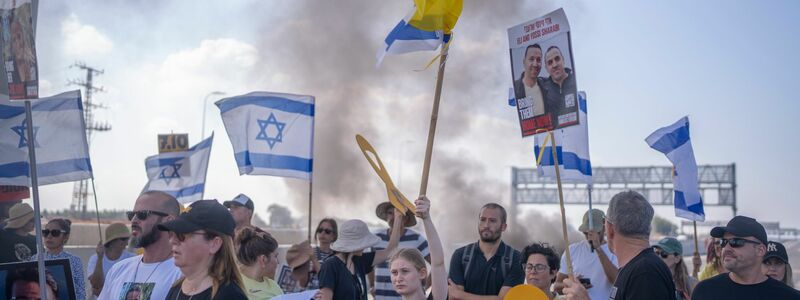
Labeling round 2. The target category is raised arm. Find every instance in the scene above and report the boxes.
[88,242,105,296]
[416,196,447,300]
[373,207,404,266]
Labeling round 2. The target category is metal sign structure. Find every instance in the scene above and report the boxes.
[511,164,737,214]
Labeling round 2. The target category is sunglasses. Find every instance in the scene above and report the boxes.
[42,229,68,237]
[652,248,674,259]
[174,231,208,242]
[718,238,761,249]
[126,210,168,221]
[316,228,334,235]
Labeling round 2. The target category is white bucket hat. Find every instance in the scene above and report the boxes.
[330,219,381,253]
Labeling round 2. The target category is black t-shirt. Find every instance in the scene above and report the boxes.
[610,247,675,300]
[447,241,525,296]
[165,281,248,300]
[692,273,800,300]
[318,252,376,300]
[0,229,36,263]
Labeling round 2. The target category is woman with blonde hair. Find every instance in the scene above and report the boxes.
[158,200,247,299]
[698,237,725,280]
[235,226,284,299]
[653,237,697,300]
[388,196,447,300]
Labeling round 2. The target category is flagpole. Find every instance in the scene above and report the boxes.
[24,100,49,300]
[418,44,448,197]
[549,131,574,278]
[308,180,313,241]
[587,184,594,252]
[692,220,700,278]
[91,177,103,243]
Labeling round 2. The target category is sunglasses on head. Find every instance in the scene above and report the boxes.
[718,238,761,248]
[42,229,67,237]
[316,228,334,235]
[126,210,168,221]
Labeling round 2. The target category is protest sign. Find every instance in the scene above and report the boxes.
[0,0,38,100]
[0,185,28,202]
[0,259,76,300]
[508,8,578,136]
[157,133,189,153]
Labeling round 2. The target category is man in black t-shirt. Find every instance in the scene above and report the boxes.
[448,203,524,299]
[692,216,800,299]
[563,191,675,300]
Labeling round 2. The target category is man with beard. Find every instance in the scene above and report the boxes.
[691,216,800,299]
[98,191,183,300]
[447,203,524,299]
[541,46,577,123]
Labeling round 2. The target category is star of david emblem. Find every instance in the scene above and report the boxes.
[11,119,40,148]
[158,163,182,185]
[255,112,286,150]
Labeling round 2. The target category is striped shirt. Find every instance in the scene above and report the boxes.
[372,228,429,300]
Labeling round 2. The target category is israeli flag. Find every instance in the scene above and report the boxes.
[142,134,213,204]
[533,91,592,184]
[216,92,314,181]
[646,117,705,221]
[376,8,449,67]
[0,90,93,186]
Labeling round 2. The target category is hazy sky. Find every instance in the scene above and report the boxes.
[24,0,800,238]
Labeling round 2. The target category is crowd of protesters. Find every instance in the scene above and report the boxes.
[0,189,799,299]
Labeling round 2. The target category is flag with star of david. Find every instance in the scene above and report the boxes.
[0,90,93,186]
[142,134,213,203]
[216,91,314,181]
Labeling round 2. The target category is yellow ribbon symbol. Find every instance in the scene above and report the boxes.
[356,134,416,215]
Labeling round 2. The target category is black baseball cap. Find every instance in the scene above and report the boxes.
[764,241,788,264]
[157,200,235,237]
[223,193,254,211]
[710,215,768,245]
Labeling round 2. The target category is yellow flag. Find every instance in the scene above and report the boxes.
[409,0,463,34]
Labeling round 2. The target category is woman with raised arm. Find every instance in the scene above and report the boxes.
[388,195,447,300]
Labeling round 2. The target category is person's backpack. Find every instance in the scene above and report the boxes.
[461,242,515,280]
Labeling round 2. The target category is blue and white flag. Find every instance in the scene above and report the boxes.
[646,117,705,221]
[376,8,450,67]
[142,134,213,204]
[0,90,92,186]
[533,91,592,184]
[216,92,314,181]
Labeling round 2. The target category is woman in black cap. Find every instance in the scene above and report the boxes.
[763,241,794,288]
[159,200,247,300]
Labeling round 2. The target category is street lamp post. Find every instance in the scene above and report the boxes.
[201,91,226,138]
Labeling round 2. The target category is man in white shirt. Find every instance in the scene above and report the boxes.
[554,208,618,300]
[98,191,183,300]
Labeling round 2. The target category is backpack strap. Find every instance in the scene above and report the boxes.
[461,242,477,281]
[500,243,514,278]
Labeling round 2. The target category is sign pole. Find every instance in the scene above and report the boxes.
[91,178,103,243]
[549,131,573,278]
[24,100,49,300]
[418,45,449,197]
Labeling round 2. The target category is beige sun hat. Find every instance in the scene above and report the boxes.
[330,219,381,253]
[104,223,131,245]
[5,203,34,229]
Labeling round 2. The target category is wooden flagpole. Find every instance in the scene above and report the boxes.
[418,45,448,197]
[549,131,574,278]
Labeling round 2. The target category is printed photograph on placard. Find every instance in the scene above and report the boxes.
[0,259,77,300]
[0,0,38,100]
[508,8,578,136]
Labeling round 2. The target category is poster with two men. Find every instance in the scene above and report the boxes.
[508,8,578,136]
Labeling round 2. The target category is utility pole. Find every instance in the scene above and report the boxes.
[68,62,110,219]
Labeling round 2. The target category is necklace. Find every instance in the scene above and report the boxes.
[178,276,209,300]
[133,258,165,283]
